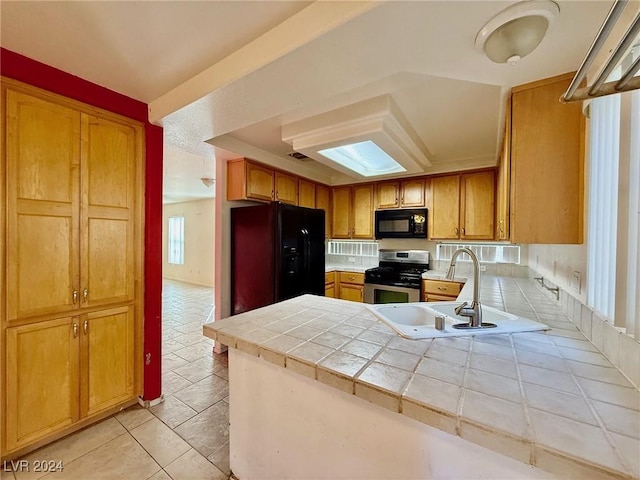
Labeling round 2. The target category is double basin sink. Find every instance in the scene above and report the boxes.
[367,301,548,339]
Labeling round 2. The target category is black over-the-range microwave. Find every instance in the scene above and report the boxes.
[374,208,428,239]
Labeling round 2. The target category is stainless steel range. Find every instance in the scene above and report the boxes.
[364,249,430,304]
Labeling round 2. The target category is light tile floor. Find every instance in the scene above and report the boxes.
[5,279,229,480]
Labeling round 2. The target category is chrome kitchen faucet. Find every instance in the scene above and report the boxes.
[445,248,496,330]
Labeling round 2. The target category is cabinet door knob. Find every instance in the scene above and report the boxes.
[83,320,88,335]
[462,228,466,236]
[73,323,78,338]
[454,227,459,236]
[83,288,88,303]
[72,290,78,304]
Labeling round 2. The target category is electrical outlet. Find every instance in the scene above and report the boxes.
[573,271,582,294]
[347,257,356,264]
[552,260,557,276]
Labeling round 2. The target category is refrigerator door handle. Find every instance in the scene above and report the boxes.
[300,229,311,291]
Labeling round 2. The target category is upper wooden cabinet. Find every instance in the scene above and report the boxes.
[226,159,298,204]
[429,171,495,240]
[6,87,140,322]
[496,96,511,241]
[352,184,374,238]
[315,184,332,238]
[298,178,316,208]
[274,171,298,205]
[376,182,400,209]
[332,184,374,239]
[510,73,584,244]
[227,158,274,202]
[332,186,351,238]
[375,178,425,209]
[400,178,426,207]
[460,171,495,240]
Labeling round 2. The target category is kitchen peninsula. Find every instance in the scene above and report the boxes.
[203,276,639,479]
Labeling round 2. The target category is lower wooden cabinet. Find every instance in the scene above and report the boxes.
[4,306,137,455]
[421,279,464,302]
[83,307,136,417]
[6,317,80,453]
[325,272,336,298]
[338,272,365,303]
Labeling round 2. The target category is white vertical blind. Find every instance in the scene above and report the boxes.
[587,94,621,319]
[627,90,640,339]
[168,216,185,265]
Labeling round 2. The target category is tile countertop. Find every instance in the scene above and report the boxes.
[422,271,469,284]
[325,264,369,273]
[203,276,640,479]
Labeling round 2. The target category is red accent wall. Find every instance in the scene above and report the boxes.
[1,48,163,401]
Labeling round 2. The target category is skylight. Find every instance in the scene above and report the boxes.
[318,141,406,177]
[281,95,430,179]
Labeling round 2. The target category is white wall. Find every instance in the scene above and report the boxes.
[527,244,588,303]
[163,199,215,286]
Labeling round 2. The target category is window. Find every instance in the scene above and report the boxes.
[436,244,521,264]
[168,216,184,265]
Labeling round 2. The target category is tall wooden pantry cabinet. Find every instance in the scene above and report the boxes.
[1,78,144,458]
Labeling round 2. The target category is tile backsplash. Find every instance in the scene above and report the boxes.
[531,267,640,388]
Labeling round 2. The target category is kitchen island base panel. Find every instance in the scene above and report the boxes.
[228,348,555,480]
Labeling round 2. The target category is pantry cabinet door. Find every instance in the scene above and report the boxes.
[80,114,139,308]
[6,318,80,453]
[6,89,81,321]
[81,306,136,417]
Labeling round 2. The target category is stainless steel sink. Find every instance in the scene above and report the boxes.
[367,302,548,339]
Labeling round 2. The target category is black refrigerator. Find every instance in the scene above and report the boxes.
[231,202,325,315]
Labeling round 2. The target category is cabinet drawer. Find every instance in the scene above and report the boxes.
[422,280,463,296]
[424,293,458,302]
[325,272,335,284]
[339,272,364,285]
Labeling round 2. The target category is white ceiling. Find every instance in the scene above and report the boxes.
[0,1,615,196]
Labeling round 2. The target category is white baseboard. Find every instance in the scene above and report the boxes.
[138,395,164,409]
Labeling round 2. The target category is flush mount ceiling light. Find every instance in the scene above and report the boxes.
[282,95,430,179]
[200,177,215,188]
[475,0,559,66]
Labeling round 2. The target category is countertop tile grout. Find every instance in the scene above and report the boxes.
[203,275,639,479]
